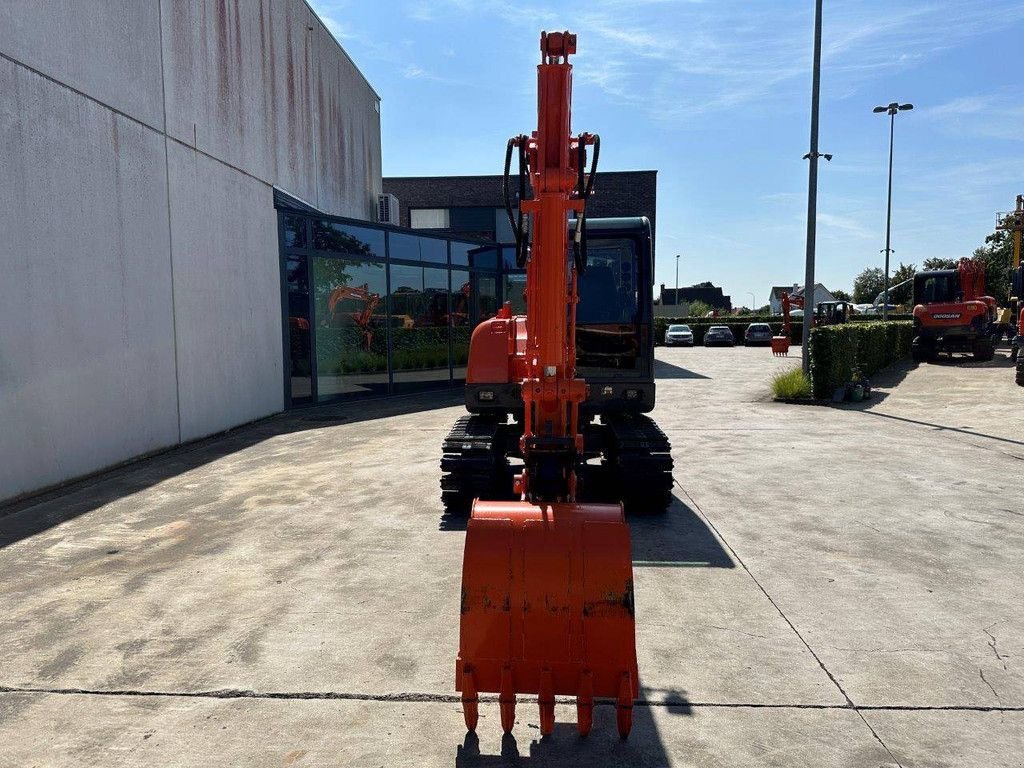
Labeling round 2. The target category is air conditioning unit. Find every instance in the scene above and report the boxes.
[377,193,400,224]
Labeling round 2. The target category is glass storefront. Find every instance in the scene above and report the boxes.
[390,263,452,392]
[278,210,501,406]
[312,257,389,401]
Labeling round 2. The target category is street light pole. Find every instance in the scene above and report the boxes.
[873,101,913,321]
[747,291,756,312]
[801,0,830,378]
[675,254,680,308]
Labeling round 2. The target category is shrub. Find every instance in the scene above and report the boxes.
[808,321,913,399]
[771,367,813,400]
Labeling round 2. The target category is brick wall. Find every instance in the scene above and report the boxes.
[383,170,657,254]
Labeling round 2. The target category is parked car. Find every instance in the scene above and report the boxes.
[744,322,773,346]
[664,323,694,346]
[704,325,735,347]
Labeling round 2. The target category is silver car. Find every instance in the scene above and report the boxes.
[664,323,694,346]
[744,322,773,346]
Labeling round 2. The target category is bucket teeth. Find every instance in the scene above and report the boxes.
[538,669,555,736]
[576,670,594,736]
[461,666,479,733]
[616,671,634,739]
[499,666,516,734]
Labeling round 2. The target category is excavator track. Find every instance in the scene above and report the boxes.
[604,414,674,515]
[440,415,515,517]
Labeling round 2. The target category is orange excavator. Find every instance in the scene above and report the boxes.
[326,284,380,351]
[771,292,850,355]
[450,31,652,739]
[911,257,997,362]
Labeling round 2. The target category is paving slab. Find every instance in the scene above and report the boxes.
[0,364,836,708]
[1,344,1021,765]
[864,709,1024,768]
[0,692,896,768]
[654,348,1024,709]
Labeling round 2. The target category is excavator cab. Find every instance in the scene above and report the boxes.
[913,270,959,305]
[815,301,851,326]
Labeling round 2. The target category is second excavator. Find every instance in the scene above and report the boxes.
[443,31,674,739]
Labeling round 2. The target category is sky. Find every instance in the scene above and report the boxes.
[309,0,1024,308]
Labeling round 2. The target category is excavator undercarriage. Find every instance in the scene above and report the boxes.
[442,412,674,519]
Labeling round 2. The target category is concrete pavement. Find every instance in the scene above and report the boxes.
[1,346,1021,766]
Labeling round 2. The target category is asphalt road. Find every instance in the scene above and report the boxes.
[0,346,1021,767]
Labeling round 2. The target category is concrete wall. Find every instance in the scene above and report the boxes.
[0,1,381,502]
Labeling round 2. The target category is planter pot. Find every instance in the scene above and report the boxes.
[832,386,847,403]
[851,384,864,402]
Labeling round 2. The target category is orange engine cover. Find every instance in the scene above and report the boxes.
[456,501,638,701]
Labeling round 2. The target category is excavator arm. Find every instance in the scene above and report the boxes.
[456,31,640,739]
[771,292,803,356]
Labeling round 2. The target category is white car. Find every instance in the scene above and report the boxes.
[664,324,694,346]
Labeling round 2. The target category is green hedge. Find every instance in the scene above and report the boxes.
[807,321,913,399]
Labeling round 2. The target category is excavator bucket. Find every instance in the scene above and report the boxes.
[456,500,639,737]
[771,336,790,356]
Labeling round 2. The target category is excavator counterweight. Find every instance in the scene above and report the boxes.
[452,31,645,738]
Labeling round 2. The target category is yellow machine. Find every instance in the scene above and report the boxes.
[999,195,1024,272]
[995,197,1022,325]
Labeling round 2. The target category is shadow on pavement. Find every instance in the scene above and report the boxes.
[830,359,914,410]
[653,359,710,380]
[851,411,1024,448]
[454,690,690,766]
[0,390,463,548]
[631,497,734,568]
[443,497,733,570]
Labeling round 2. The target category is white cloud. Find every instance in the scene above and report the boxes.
[383,0,1024,126]
[818,212,874,240]
[919,94,1024,140]
[318,13,352,43]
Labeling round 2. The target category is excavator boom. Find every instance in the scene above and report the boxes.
[456,31,639,738]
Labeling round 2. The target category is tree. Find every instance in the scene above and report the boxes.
[687,300,712,317]
[975,229,1012,302]
[852,267,885,304]
[919,227,1013,302]
[831,289,851,301]
[923,257,957,271]
[889,263,917,305]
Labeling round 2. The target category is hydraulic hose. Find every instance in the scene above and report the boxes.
[503,136,530,269]
[573,134,600,275]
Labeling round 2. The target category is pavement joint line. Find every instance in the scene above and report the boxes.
[855,411,1024,449]
[676,483,906,768]
[2,686,1022,713]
